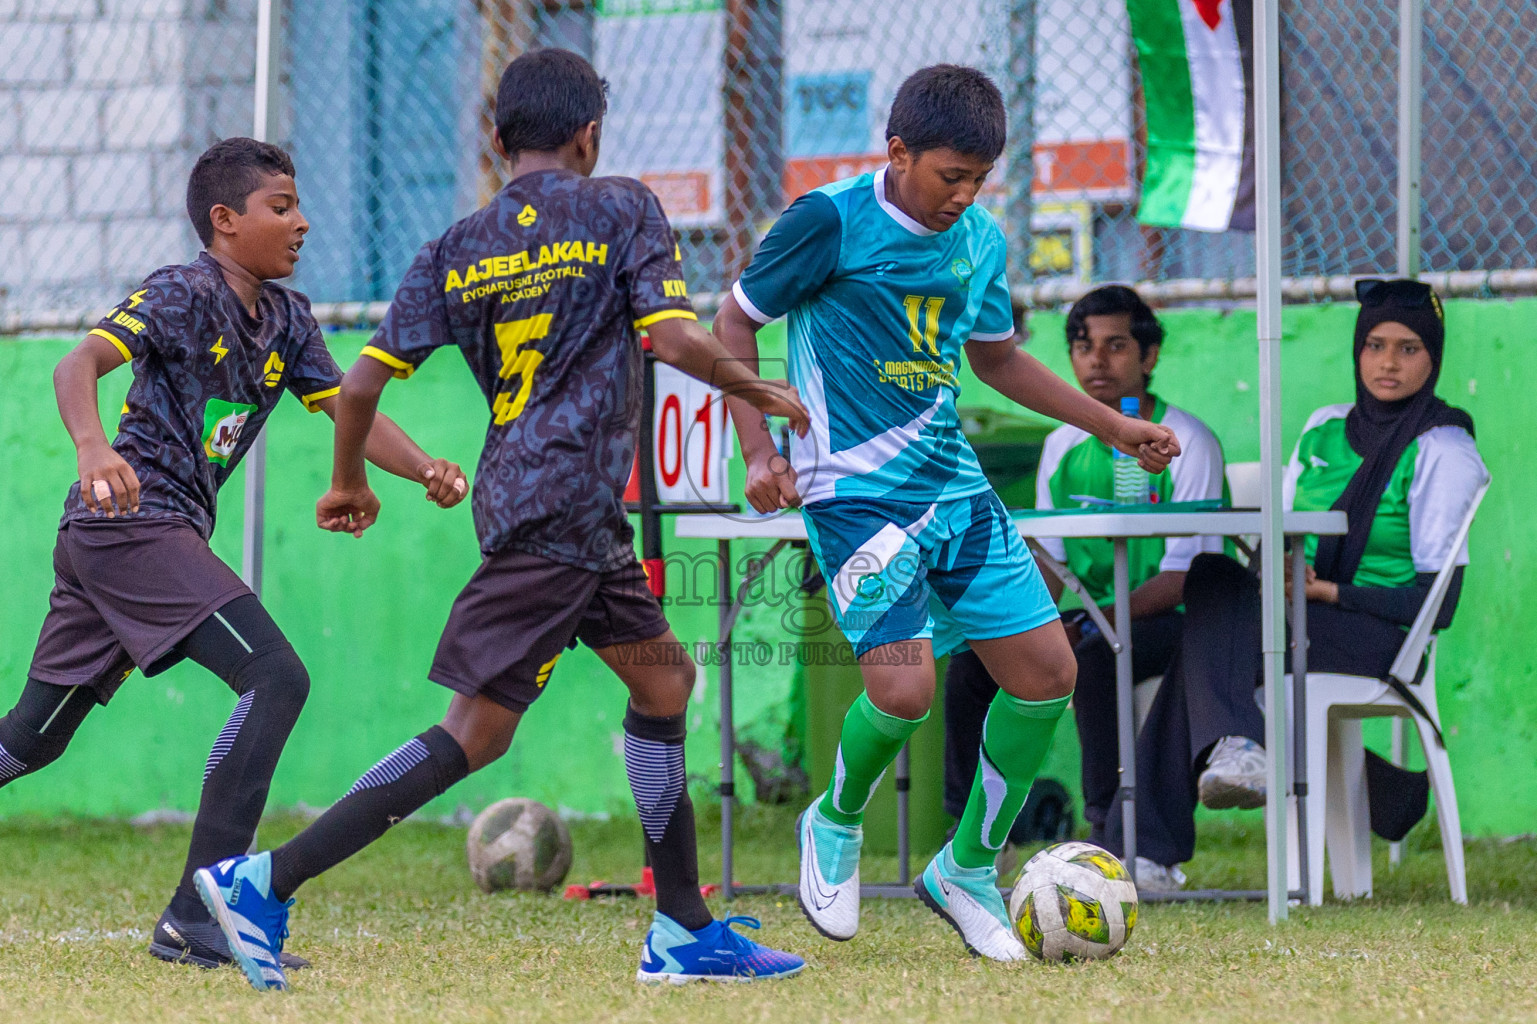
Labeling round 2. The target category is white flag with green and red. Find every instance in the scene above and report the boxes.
[1128,0,1256,232]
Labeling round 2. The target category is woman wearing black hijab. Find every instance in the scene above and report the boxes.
[1105,279,1489,892]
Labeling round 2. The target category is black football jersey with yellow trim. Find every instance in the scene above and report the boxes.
[62,252,342,538]
[362,169,695,570]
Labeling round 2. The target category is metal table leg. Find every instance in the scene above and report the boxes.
[1113,538,1136,881]
[717,538,734,900]
[714,539,791,900]
[1290,538,1311,905]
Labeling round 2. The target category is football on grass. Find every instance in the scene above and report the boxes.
[466,797,573,893]
[1008,841,1138,961]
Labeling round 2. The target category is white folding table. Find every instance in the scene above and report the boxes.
[674,507,1346,903]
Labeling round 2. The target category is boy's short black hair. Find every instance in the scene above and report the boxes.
[885,64,1006,161]
[1065,284,1165,355]
[496,48,609,155]
[185,137,295,246]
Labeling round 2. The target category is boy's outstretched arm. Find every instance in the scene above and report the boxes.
[647,314,809,433]
[710,293,803,514]
[54,333,138,517]
[314,355,467,538]
[647,311,811,505]
[965,339,1180,474]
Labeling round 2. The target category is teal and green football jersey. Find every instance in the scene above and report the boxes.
[733,168,1015,505]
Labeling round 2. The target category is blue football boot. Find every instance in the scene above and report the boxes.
[636,913,806,984]
[193,851,293,991]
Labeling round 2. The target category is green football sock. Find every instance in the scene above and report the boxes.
[817,692,927,827]
[951,691,1070,869]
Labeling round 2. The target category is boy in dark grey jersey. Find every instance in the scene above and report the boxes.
[199,50,809,991]
[0,138,466,974]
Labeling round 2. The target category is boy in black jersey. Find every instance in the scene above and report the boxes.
[0,138,466,974]
[199,50,809,990]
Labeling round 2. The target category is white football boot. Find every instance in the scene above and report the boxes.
[796,801,862,941]
[915,845,1028,962]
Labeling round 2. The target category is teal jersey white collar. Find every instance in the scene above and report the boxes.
[734,167,1017,505]
[870,164,938,237]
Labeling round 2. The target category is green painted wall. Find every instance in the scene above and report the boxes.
[1,297,1530,834]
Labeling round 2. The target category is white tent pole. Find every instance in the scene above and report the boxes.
[1397,0,1422,278]
[1387,0,1424,878]
[242,0,281,594]
[1254,0,1288,924]
[253,0,278,145]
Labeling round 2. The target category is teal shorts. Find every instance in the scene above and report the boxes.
[801,491,1059,658]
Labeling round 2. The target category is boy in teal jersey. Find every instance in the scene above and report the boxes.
[715,66,1180,960]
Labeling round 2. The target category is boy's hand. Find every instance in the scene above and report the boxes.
[317,485,381,538]
[735,379,811,437]
[744,450,801,514]
[1111,419,1180,474]
[419,458,468,508]
[78,440,140,517]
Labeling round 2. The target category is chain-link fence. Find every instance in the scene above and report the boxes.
[277,0,1032,310]
[1,1,258,329]
[3,0,1534,330]
[1279,1,1536,279]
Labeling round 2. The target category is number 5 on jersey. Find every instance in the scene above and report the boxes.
[493,314,551,424]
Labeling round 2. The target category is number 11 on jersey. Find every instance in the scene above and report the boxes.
[904,294,944,357]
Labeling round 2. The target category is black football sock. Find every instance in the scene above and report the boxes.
[623,705,711,931]
[168,598,311,921]
[269,725,469,901]
[0,678,96,788]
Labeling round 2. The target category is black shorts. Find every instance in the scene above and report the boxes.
[28,518,253,703]
[428,548,671,713]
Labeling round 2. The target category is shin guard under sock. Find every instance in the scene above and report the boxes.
[951,691,1070,869]
[624,706,710,930]
[269,725,469,901]
[818,692,926,827]
[169,642,311,921]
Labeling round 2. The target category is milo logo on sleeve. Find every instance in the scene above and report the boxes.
[201,398,260,465]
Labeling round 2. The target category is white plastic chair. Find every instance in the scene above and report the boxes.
[1225,460,1263,508]
[1284,479,1489,905]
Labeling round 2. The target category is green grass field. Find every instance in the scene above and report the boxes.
[2,805,1534,1024]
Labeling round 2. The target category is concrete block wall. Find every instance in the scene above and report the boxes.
[0,1,255,322]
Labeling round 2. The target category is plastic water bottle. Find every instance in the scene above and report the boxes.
[1112,396,1149,505]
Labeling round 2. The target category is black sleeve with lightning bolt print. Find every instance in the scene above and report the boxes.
[62,252,342,539]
